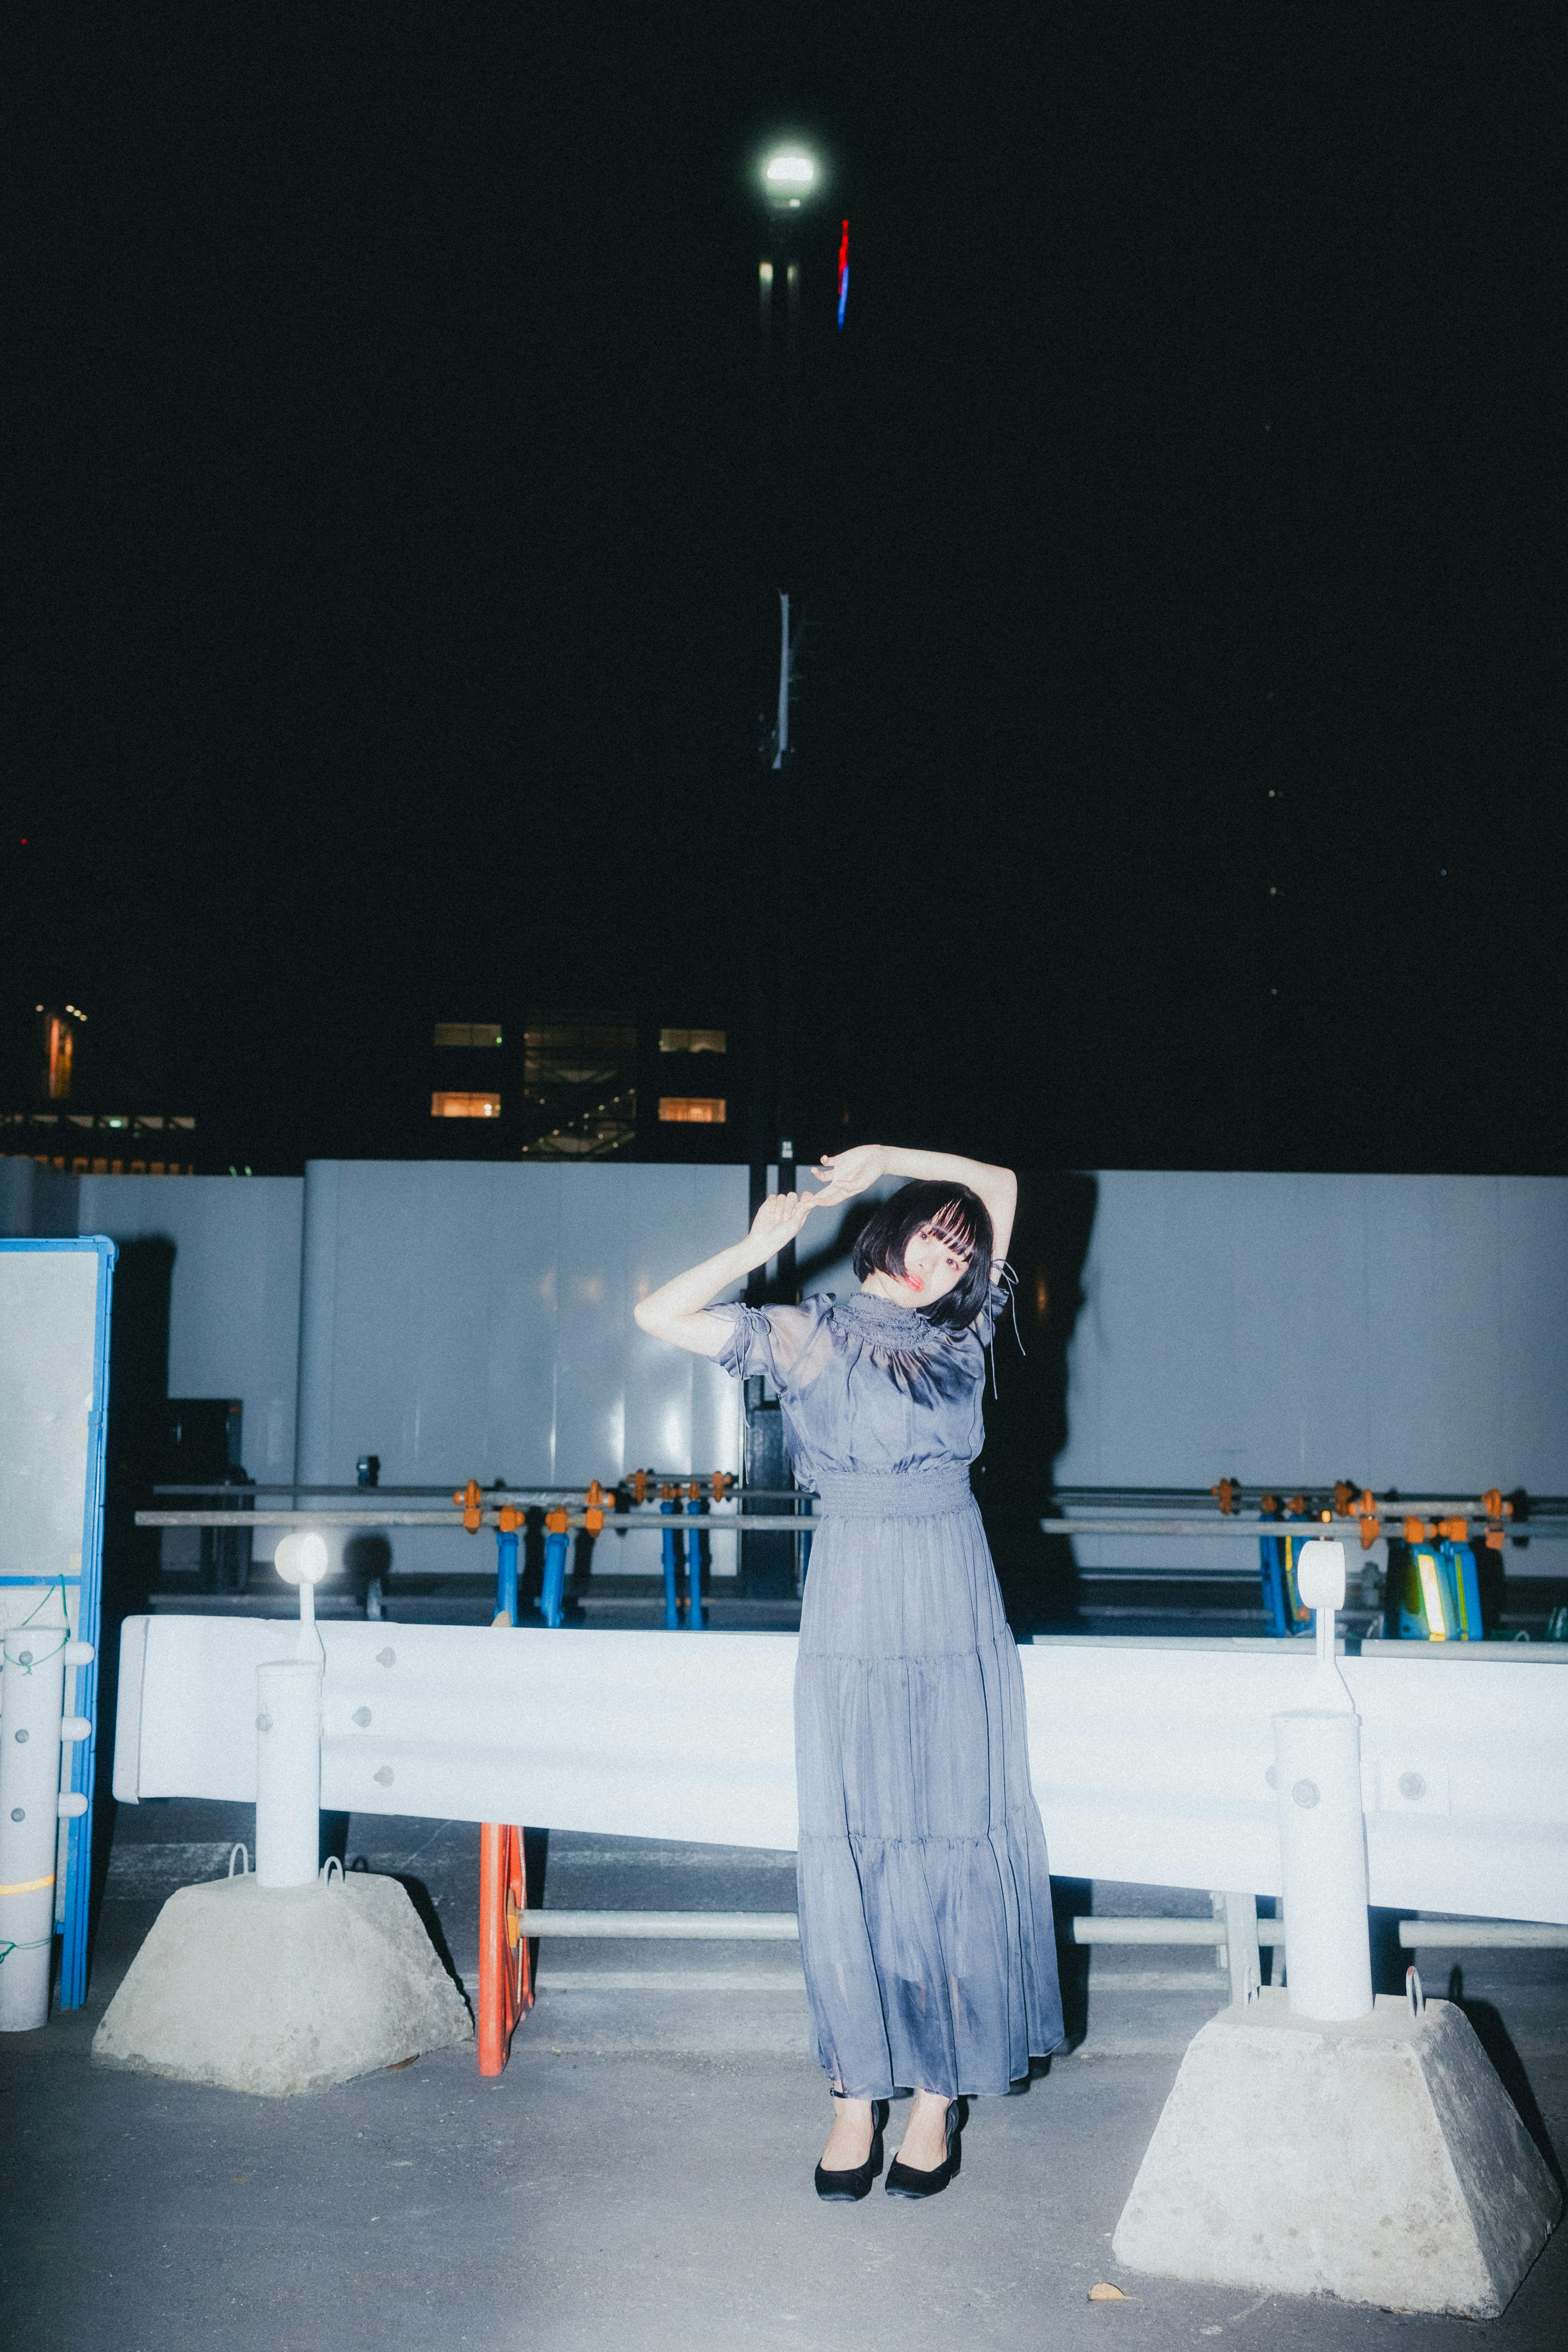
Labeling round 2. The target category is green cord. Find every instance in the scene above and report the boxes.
[0,1936,56,1963]
[6,1578,72,1670]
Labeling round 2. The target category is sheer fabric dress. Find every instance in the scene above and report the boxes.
[715,1287,1062,2100]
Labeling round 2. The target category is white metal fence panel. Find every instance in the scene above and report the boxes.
[114,1619,1567,1923]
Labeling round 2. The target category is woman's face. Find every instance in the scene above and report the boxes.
[875,1221,973,1307]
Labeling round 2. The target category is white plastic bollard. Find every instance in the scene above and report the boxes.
[254,1660,323,1889]
[255,1529,331,1889]
[1271,1540,1374,2022]
[0,1621,82,2032]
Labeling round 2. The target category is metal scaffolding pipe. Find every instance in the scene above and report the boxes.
[134,1508,1567,1539]
[137,1509,818,1532]
[1071,1918,1287,1946]
[1397,1922,1568,1948]
[518,1911,800,1939]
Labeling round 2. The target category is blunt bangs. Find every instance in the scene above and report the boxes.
[851,1180,995,1330]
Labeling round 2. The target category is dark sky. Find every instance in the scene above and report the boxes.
[5,6,1564,1173]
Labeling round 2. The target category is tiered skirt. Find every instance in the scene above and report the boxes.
[794,1466,1064,2098]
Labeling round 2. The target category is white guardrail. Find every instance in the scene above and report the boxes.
[112,1619,1568,1927]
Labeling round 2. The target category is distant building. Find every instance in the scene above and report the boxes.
[654,1024,729,1136]
[423,1008,737,1162]
[518,1011,638,1159]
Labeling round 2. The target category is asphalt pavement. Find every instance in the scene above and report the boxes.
[2,1794,1563,2352]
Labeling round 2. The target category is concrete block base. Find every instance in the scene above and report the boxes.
[93,1871,473,2097]
[1113,1989,1559,2319]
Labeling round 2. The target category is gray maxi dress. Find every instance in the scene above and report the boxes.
[715,1286,1063,2100]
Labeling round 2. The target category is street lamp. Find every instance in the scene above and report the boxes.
[748,143,821,1252]
[761,146,817,209]
[740,136,835,1600]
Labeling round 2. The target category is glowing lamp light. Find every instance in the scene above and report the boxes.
[762,147,817,208]
[764,149,815,188]
[275,1530,330,1586]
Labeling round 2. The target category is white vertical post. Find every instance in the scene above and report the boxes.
[0,1623,69,2030]
[256,1531,330,1890]
[1271,1540,1373,2021]
[254,1661,321,1889]
[1220,1892,1263,2004]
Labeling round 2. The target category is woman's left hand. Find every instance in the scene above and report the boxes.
[810,1143,888,1200]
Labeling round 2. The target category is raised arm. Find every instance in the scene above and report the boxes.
[811,1144,1017,1269]
[633,1188,840,1357]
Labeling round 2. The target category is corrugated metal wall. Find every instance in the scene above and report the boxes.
[1056,1172,1568,1572]
[6,1158,1564,1577]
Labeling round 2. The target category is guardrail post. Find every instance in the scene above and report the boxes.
[256,1530,328,1888]
[1270,1540,1373,2020]
[1218,1891,1262,2003]
[255,1661,322,1889]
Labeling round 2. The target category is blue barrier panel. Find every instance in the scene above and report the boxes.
[1395,1540,1483,1641]
[0,1237,115,2010]
[1258,1509,1312,1638]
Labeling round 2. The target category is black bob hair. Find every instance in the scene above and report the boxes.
[851,1180,995,1331]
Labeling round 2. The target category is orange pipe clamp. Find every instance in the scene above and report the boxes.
[453,1478,484,1532]
[477,1822,532,2076]
[712,1471,732,1501]
[497,1503,523,1535]
[1212,1478,1240,1517]
[544,1507,570,1535]
[1355,1491,1381,1551]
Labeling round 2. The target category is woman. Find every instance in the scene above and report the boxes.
[635,1143,1062,2200]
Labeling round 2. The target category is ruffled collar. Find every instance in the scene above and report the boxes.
[838,1290,936,1348]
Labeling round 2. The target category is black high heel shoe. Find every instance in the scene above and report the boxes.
[814,2099,890,2202]
[885,2098,963,2198]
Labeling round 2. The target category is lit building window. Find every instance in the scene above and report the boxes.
[434,1022,503,1048]
[432,1092,502,1119]
[659,1097,727,1124]
[659,1027,726,1055]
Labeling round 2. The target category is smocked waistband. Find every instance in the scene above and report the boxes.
[811,1467,976,1520]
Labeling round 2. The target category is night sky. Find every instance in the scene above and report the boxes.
[5,7,1564,1174]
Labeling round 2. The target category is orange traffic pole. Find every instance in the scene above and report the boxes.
[477,1821,532,2076]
